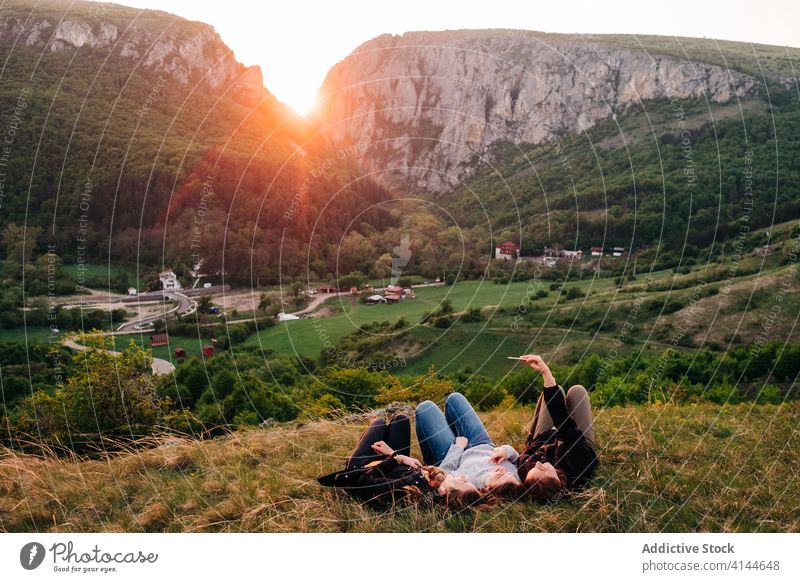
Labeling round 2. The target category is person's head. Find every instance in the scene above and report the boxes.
[483,465,522,500]
[437,472,482,508]
[521,461,566,502]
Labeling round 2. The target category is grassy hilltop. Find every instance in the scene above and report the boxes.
[1,402,797,533]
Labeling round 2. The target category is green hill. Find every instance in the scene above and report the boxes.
[1,402,797,532]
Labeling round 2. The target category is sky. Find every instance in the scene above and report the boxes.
[110,0,799,114]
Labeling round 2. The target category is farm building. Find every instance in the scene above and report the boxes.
[174,347,186,359]
[590,246,603,257]
[202,345,215,357]
[150,333,169,347]
[495,241,519,260]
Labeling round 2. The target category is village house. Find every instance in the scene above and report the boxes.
[159,270,181,290]
[149,333,169,347]
[495,241,519,260]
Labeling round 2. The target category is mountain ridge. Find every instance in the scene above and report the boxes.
[316,28,797,194]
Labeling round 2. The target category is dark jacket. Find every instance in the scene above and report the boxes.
[516,384,598,489]
[318,456,432,506]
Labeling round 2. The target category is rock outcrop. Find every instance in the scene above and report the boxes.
[316,30,757,193]
[0,6,271,107]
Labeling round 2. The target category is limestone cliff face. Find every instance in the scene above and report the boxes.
[317,30,756,193]
[0,8,270,107]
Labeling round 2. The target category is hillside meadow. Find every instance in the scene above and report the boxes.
[1,402,797,533]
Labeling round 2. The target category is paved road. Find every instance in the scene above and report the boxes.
[63,337,176,376]
[116,291,195,332]
[62,290,195,376]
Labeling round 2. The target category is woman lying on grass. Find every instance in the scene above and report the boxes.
[491,354,599,502]
[415,392,523,503]
[318,413,475,508]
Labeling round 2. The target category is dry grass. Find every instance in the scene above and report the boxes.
[0,402,798,532]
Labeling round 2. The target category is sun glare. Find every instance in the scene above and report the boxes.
[282,91,319,117]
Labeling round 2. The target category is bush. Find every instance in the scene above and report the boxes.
[10,338,167,454]
[463,376,508,411]
[433,315,454,328]
[460,307,484,322]
[565,286,585,300]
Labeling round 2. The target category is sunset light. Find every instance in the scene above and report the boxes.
[2,0,798,572]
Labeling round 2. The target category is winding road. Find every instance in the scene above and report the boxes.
[62,290,196,376]
[116,291,195,332]
[63,336,176,376]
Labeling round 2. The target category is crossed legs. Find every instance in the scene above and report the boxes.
[415,393,494,465]
[346,414,411,470]
[531,384,595,445]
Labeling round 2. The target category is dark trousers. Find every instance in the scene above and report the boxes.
[531,384,595,446]
[345,414,411,470]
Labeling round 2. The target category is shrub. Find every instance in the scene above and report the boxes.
[565,286,585,300]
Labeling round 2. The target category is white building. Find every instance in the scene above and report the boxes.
[159,270,182,290]
[127,287,137,296]
[495,241,520,261]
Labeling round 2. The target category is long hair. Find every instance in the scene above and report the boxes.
[442,487,483,509]
[482,480,524,504]
[421,465,446,489]
[523,467,567,503]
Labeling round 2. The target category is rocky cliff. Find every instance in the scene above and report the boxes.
[0,1,271,107]
[317,30,758,193]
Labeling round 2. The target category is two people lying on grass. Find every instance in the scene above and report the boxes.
[318,354,598,507]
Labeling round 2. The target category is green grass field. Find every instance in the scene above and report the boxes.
[239,249,796,374]
[0,326,57,343]
[1,402,796,532]
[106,334,213,363]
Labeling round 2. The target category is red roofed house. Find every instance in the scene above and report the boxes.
[150,333,169,347]
[202,345,215,357]
[495,241,519,260]
[173,347,186,359]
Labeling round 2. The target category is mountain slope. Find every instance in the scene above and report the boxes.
[0,0,398,284]
[316,29,797,194]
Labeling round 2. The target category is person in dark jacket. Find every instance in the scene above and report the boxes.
[317,414,442,507]
[490,354,598,501]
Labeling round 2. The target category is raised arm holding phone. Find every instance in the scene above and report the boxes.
[499,354,599,501]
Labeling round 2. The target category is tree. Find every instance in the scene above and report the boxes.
[197,295,213,314]
[258,293,272,314]
[2,224,42,281]
[338,271,366,290]
[12,335,166,453]
[374,253,393,288]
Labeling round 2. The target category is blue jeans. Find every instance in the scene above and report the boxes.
[415,393,494,465]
